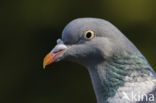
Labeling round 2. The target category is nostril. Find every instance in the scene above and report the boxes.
[53,49,64,53]
[51,44,68,54]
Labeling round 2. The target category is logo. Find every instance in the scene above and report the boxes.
[122,91,154,102]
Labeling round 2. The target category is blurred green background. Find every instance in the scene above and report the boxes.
[0,0,156,103]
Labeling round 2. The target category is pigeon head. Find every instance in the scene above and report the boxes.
[43,18,156,103]
[43,18,137,68]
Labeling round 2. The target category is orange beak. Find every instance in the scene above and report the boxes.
[43,43,68,69]
[43,53,54,69]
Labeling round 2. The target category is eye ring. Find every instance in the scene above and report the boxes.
[84,30,95,40]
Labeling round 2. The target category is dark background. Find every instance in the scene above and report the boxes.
[0,0,156,103]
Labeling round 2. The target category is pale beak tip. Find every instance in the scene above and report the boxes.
[43,58,48,69]
[43,65,46,69]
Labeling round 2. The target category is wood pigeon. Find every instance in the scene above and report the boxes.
[43,18,156,103]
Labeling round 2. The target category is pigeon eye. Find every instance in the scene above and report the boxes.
[84,30,95,40]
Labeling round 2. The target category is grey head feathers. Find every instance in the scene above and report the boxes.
[62,18,143,66]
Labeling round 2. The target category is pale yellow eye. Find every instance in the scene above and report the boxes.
[84,30,95,40]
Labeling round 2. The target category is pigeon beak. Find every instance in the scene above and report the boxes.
[43,43,68,69]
